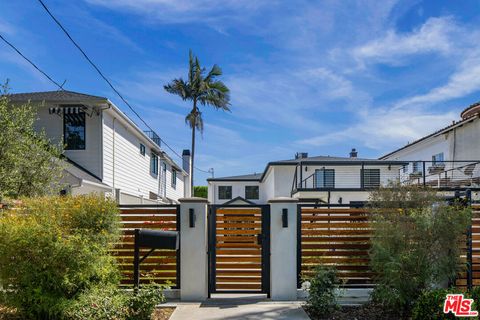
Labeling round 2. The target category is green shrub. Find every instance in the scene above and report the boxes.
[412,288,456,320]
[305,265,339,317]
[64,285,166,320]
[0,195,120,319]
[368,184,471,313]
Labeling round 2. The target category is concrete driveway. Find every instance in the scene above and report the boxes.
[167,295,310,320]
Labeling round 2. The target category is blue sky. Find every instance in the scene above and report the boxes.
[1,1,480,185]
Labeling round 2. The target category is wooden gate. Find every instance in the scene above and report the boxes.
[208,205,270,296]
[297,204,372,288]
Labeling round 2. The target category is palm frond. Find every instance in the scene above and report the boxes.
[185,109,204,133]
[205,65,222,82]
[198,81,231,110]
[164,78,190,100]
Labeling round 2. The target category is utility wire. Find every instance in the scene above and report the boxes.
[0,33,64,90]
[36,0,211,175]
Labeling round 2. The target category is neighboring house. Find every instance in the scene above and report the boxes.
[380,102,480,197]
[208,150,405,205]
[7,90,190,204]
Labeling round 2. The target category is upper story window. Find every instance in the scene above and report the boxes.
[314,169,335,188]
[151,153,158,176]
[362,168,380,188]
[245,186,259,200]
[171,170,177,189]
[412,161,423,173]
[218,186,232,200]
[432,153,444,165]
[140,143,145,156]
[64,112,85,150]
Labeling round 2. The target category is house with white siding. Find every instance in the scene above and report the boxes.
[380,102,480,199]
[7,90,190,204]
[208,150,406,205]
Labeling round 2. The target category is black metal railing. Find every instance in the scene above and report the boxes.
[291,160,480,195]
[144,130,161,147]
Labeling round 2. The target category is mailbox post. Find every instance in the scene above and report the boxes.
[133,229,179,291]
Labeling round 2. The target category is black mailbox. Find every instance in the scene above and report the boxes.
[133,229,179,290]
[137,229,179,250]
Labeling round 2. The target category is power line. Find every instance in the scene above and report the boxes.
[0,33,64,90]
[36,0,211,175]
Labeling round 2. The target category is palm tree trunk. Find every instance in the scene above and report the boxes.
[190,102,196,196]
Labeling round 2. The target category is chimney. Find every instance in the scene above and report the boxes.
[349,148,358,158]
[182,149,192,197]
[295,152,308,159]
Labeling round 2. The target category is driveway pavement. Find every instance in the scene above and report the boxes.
[167,295,310,320]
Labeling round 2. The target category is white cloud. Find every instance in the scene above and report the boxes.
[353,17,458,66]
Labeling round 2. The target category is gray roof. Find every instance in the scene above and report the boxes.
[65,158,106,186]
[278,155,373,163]
[6,90,108,103]
[208,173,262,181]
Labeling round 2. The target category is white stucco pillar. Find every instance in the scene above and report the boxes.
[179,197,209,301]
[268,197,299,300]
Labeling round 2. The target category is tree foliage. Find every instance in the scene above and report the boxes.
[193,186,208,198]
[0,81,64,200]
[368,183,471,313]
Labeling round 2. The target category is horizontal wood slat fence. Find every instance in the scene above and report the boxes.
[456,204,480,289]
[114,206,180,287]
[298,207,373,288]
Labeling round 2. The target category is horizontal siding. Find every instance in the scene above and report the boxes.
[103,112,185,202]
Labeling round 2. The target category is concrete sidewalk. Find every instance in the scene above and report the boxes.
[166,295,310,320]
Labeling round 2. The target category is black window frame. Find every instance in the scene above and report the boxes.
[140,143,146,156]
[245,185,259,200]
[314,168,335,189]
[218,186,232,200]
[171,169,177,189]
[150,153,158,176]
[63,111,86,150]
[362,168,381,189]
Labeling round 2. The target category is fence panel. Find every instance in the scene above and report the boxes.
[298,206,373,288]
[114,205,180,287]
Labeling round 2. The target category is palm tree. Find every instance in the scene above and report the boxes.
[164,50,230,194]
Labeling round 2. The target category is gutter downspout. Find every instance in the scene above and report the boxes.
[112,117,117,196]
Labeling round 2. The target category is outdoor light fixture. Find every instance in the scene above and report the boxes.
[282,208,288,228]
[189,208,196,228]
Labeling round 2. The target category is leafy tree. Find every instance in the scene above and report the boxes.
[368,183,471,314]
[193,186,208,198]
[164,51,230,191]
[0,81,64,200]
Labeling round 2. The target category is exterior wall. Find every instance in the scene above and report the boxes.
[34,105,103,178]
[271,166,295,197]
[208,180,263,204]
[383,133,450,162]
[452,119,480,161]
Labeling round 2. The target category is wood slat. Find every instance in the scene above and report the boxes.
[216,283,262,290]
[120,208,177,215]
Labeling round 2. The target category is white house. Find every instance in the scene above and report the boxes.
[208,150,405,205]
[7,90,190,204]
[380,102,480,195]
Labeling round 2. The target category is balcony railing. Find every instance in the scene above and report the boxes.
[144,130,161,147]
[291,160,480,195]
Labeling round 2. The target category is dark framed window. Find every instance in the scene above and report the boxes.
[314,169,335,188]
[245,186,259,200]
[151,153,158,176]
[413,161,423,173]
[218,186,232,200]
[402,164,408,173]
[362,168,380,188]
[64,112,86,150]
[140,144,145,156]
[432,153,444,165]
[171,170,177,189]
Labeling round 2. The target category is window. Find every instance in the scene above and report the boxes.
[140,144,145,156]
[218,186,232,200]
[412,161,423,173]
[362,169,380,188]
[150,153,158,175]
[171,170,177,189]
[432,153,444,165]
[245,186,259,200]
[64,112,85,150]
[314,169,335,188]
[402,164,408,173]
